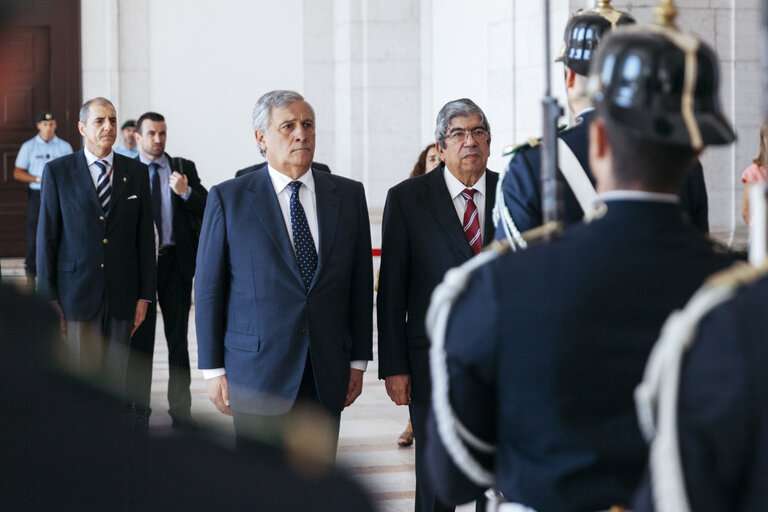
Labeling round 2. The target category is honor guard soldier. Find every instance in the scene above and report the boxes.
[426,2,739,511]
[494,0,710,243]
[13,111,73,282]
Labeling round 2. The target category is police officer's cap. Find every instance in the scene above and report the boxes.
[36,111,55,122]
[555,0,635,77]
[589,0,735,150]
[121,120,136,130]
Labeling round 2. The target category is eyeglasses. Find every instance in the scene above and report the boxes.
[445,127,489,144]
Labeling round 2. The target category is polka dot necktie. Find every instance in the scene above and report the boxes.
[461,188,482,255]
[289,181,318,290]
[94,160,111,213]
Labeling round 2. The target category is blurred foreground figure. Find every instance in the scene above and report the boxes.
[0,283,375,511]
[426,3,738,510]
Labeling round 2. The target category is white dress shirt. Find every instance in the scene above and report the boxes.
[203,165,367,380]
[83,146,114,189]
[443,167,487,239]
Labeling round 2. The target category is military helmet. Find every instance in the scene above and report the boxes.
[588,1,735,149]
[555,0,635,76]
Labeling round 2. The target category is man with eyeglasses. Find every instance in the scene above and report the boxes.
[377,98,498,512]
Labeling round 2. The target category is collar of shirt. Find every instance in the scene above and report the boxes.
[139,153,169,170]
[83,146,115,168]
[443,167,486,200]
[36,134,58,145]
[574,107,595,120]
[596,190,680,204]
[267,164,315,196]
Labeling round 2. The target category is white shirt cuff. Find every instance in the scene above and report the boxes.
[350,360,368,372]
[203,368,226,380]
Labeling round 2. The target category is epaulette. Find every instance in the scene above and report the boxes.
[705,260,768,289]
[501,124,568,157]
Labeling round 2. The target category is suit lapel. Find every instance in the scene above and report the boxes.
[313,169,340,290]
[246,169,304,288]
[483,170,498,245]
[73,150,103,212]
[422,165,474,259]
[109,154,130,216]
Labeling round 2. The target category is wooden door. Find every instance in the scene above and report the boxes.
[0,0,81,257]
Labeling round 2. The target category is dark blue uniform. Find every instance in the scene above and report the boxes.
[427,200,736,511]
[496,110,710,235]
[634,274,768,512]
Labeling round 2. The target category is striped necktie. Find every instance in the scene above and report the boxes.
[461,188,482,255]
[94,160,111,213]
[288,181,318,290]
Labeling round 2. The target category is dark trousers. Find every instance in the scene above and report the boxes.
[64,300,132,392]
[410,401,455,512]
[25,189,40,277]
[410,403,485,512]
[127,247,192,420]
[233,354,341,456]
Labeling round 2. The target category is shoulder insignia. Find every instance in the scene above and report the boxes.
[502,137,541,157]
[705,260,768,290]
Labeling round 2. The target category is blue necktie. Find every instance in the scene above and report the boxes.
[94,160,111,213]
[288,181,317,290]
[150,162,163,244]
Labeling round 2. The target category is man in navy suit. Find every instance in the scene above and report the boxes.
[426,17,738,511]
[496,5,710,238]
[195,90,372,449]
[36,97,155,386]
[377,98,498,512]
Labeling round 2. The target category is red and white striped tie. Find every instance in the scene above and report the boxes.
[461,188,482,255]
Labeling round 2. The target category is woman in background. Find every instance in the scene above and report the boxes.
[409,144,441,178]
[741,120,768,226]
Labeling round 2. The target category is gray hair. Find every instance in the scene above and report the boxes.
[434,98,491,148]
[79,97,115,124]
[252,90,315,157]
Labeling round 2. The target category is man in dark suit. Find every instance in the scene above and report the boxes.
[127,111,208,430]
[377,98,498,512]
[196,90,372,449]
[37,97,155,386]
[496,5,710,240]
[235,160,331,177]
[426,16,738,511]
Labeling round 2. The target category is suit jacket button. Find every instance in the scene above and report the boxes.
[103,238,108,244]
[99,216,105,221]
[100,263,104,269]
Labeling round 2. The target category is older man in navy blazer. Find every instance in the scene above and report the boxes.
[195,90,373,447]
[36,97,155,383]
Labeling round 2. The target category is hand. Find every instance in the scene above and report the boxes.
[206,374,233,416]
[131,300,148,336]
[385,374,411,406]
[50,300,66,338]
[169,171,189,197]
[345,368,364,407]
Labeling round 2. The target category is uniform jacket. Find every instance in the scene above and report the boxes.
[496,110,710,235]
[427,200,736,511]
[36,150,156,321]
[635,274,768,512]
[377,164,498,403]
[194,167,373,415]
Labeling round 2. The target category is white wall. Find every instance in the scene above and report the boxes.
[81,0,761,244]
